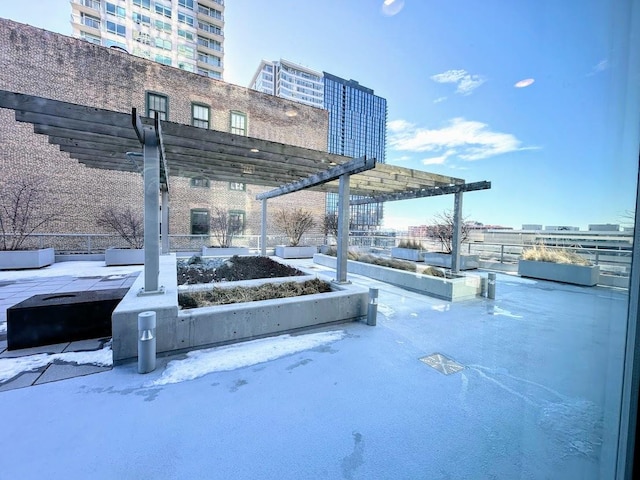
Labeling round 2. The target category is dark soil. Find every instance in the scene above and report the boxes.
[177,255,304,285]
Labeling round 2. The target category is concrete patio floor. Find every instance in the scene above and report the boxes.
[0,258,629,479]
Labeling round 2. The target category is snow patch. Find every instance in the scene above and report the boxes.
[150,330,346,386]
[490,306,523,319]
[431,304,450,312]
[0,342,112,383]
[0,321,6,334]
[377,303,395,317]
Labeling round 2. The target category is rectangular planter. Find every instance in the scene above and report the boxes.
[0,248,55,270]
[112,254,368,363]
[391,247,424,262]
[275,245,317,259]
[313,253,482,301]
[105,248,144,266]
[423,253,479,270]
[202,247,250,256]
[517,260,600,286]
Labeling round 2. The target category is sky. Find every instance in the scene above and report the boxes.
[1,0,639,230]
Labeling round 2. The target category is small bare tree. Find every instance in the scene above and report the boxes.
[97,207,144,249]
[323,213,339,244]
[210,207,243,248]
[273,208,316,247]
[0,176,60,251]
[427,210,470,253]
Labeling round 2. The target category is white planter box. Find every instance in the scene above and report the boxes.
[391,247,424,262]
[202,247,250,256]
[275,245,317,259]
[518,260,600,286]
[423,253,479,270]
[0,248,55,270]
[313,253,482,302]
[105,248,144,266]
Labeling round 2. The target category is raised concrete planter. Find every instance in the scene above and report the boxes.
[518,260,600,286]
[478,260,518,273]
[0,248,55,270]
[202,246,250,256]
[391,247,424,262]
[112,254,368,363]
[423,252,479,270]
[275,245,317,259]
[313,253,482,301]
[599,274,629,289]
[105,248,144,266]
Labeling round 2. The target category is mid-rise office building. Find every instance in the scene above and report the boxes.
[70,0,225,80]
[250,60,388,230]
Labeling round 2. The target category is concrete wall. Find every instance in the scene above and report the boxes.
[0,19,328,238]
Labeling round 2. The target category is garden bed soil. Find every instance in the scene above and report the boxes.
[177,255,304,285]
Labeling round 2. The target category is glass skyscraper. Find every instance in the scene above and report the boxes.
[249,61,388,230]
[323,72,387,230]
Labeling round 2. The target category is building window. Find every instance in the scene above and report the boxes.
[155,54,172,66]
[229,182,245,191]
[197,36,222,51]
[80,32,102,45]
[178,0,194,9]
[198,20,222,36]
[198,52,222,67]
[155,38,172,50]
[132,12,151,25]
[106,2,126,18]
[198,5,223,20]
[178,44,196,59]
[190,177,210,188]
[106,21,126,37]
[178,12,194,26]
[154,19,172,32]
[229,210,245,235]
[230,111,247,136]
[191,209,210,235]
[178,28,195,41]
[133,0,151,9]
[155,3,172,18]
[81,0,101,10]
[146,92,168,120]
[192,104,210,129]
[179,62,196,72]
[81,13,101,29]
[133,31,152,44]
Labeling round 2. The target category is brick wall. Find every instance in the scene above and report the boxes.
[0,19,328,241]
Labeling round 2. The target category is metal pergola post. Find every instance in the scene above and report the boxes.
[261,198,268,256]
[161,187,169,254]
[336,173,350,284]
[142,126,160,293]
[451,191,463,274]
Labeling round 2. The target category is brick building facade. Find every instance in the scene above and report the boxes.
[0,19,328,248]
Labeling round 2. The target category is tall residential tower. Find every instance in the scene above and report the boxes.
[70,0,224,80]
[250,60,388,230]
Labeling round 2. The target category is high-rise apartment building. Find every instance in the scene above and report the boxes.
[70,0,224,80]
[250,60,388,230]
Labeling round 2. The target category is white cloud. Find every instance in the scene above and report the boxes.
[388,117,534,162]
[431,69,486,95]
[381,0,405,16]
[588,59,609,76]
[433,96,448,104]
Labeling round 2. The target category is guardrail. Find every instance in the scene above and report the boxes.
[0,233,632,274]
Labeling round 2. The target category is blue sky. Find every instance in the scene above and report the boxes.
[1,0,639,230]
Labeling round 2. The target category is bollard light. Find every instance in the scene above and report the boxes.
[367,288,379,326]
[138,311,157,374]
[488,272,496,300]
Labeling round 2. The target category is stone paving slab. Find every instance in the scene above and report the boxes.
[0,341,69,358]
[0,372,43,392]
[34,362,111,385]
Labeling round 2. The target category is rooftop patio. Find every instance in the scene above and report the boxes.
[0,258,628,479]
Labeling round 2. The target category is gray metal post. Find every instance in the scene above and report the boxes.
[488,272,496,299]
[137,311,156,374]
[161,187,169,254]
[143,127,160,293]
[451,192,463,274]
[336,173,350,284]
[261,198,267,256]
[367,288,378,326]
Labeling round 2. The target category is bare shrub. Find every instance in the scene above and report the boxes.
[210,207,243,248]
[0,176,62,250]
[323,213,339,242]
[97,207,144,249]
[397,238,423,250]
[273,208,316,246]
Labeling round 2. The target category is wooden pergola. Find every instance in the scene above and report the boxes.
[0,90,491,292]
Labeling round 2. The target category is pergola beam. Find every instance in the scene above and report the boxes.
[349,181,492,204]
[256,156,376,200]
